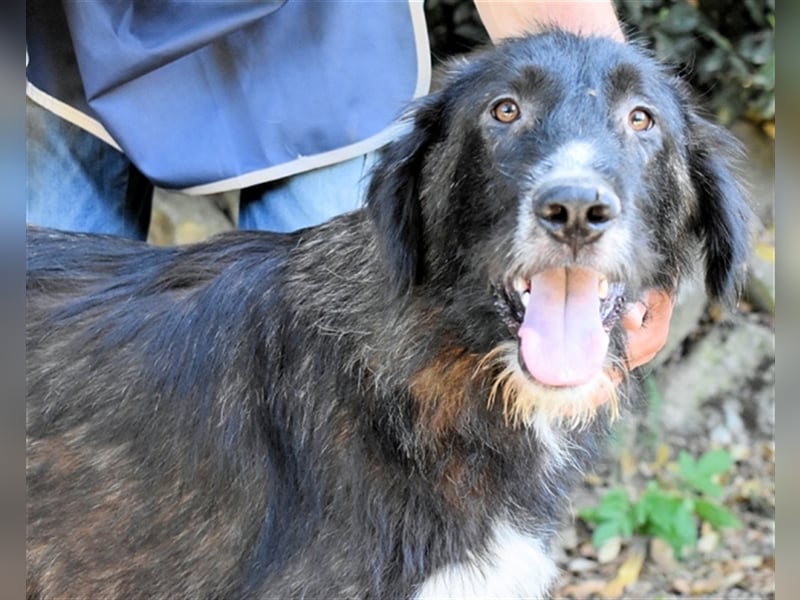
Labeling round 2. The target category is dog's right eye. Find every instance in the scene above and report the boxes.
[492,99,521,123]
[628,108,654,132]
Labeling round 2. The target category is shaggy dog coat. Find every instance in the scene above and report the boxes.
[27,31,749,599]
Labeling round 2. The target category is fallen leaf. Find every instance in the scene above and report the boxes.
[584,473,604,486]
[737,477,767,500]
[601,544,645,599]
[559,578,607,598]
[754,241,775,263]
[619,448,637,481]
[654,443,671,470]
[691,575,724,595]
[708,302,724,322]
[762,442,775,462]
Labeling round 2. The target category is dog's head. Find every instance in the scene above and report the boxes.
[367,31,750,425]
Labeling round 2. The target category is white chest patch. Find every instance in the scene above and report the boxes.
[413,521,559,599]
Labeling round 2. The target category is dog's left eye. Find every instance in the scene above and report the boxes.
[628,108,654,132]
[492,99,521,123]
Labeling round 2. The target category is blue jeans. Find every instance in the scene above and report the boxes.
[26,101,152,239]
[238,153,375,232]
[27,101,375,238]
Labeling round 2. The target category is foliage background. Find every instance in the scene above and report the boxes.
[424,0,775,128]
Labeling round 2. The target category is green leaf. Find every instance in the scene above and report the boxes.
[580,488,637,548]
[737,31,773,65]
[696,47,728,73]
[592,521,623,548]
[651,502,697,555]
[671,499,699,554]
[658,3,700,35]
[633,493,649,529]
[743,0,769,28]
[677,450,695,474]
[678,449,734,498]
[695,498,743,530]
[639,488,679,531]
[636,487,698,556]
[695,450,734,478]
[580,488,631,521]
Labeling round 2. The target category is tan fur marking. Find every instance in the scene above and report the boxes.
[411,341,624,434]
[410,348,487,437]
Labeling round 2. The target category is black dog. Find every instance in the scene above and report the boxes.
[27,31,749,599]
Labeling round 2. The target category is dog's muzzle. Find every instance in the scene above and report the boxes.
[533,182,621,252]
[493,179,626,388]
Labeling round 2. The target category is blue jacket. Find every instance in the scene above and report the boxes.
[26,0,431,193]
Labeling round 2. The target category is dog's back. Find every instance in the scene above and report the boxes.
[27,227,296,597]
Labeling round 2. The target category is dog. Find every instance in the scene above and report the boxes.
[26,31,750,599]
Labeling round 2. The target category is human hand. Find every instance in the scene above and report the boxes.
[610,288,674,382]
[475,1,625,43]
[621,289,674,370]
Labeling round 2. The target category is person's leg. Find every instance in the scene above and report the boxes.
[26,100,152,239]
[238,153,376,232]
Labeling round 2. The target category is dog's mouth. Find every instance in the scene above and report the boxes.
[494,267,626,388]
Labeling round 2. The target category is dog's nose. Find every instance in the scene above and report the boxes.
[534,184,620,248]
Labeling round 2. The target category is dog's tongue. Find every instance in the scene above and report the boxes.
[518,267,609,387]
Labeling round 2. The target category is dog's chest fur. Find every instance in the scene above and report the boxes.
[414,522,557,599]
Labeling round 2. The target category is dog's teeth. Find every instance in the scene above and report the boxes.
[513,277,528,294]
[521,290,530,308]
[598,277,609,300]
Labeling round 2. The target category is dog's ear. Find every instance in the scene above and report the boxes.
[366,95,444,294]
[688,114,752,307]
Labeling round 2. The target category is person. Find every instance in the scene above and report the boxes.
[25,1,673,390]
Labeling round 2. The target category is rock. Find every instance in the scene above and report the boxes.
[649,537,679,572]
[653,317,773,433]
[567,557,598,573]
[722,570,746,589]
[671,578,692,595]
[697,529,720,554]
[737,554,764,569]
[650,276,707,369]
[729,119,774,230]
[149,188,236,246]
[596,536,622,564]
[746,238,775,315]
[558,525,579,550]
